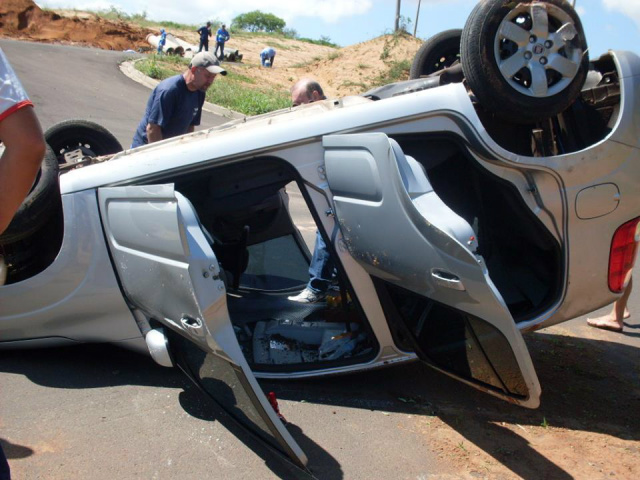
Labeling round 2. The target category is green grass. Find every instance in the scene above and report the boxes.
[327,51,342,61]
[134,56,289,116]
[370,59,411,87]
[340,80,368,90]
[135,55,183,79]
[206,80,290,116]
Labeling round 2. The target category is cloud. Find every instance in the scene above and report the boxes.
[602,0,640,30]
[36,1,373,25]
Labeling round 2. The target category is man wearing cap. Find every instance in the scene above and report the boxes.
[197,21,212,52]
[131,52,226,148]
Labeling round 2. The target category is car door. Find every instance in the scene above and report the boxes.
[323,133,541,408]
[97,184,308,469]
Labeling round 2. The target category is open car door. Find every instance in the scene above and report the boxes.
[323,133,541,408]
[97,184,308,469]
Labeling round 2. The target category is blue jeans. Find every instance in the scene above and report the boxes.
[215,41,225,59]
[307,231,335,294]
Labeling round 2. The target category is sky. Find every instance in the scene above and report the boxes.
[35,0,640,58]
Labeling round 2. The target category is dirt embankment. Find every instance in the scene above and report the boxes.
[0,0,154,51]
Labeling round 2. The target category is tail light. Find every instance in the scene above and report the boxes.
[608,217,640,292]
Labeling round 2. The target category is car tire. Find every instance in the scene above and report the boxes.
[45,119,123,164]
[461,0,589,124]
[410,29,463,79]
[0,145,60,244]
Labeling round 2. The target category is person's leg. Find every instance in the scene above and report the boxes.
[270,55,275,67]
[198,41,203,53]
[220,42,225,60]
[587,276,632,332]
[289,231,335,303]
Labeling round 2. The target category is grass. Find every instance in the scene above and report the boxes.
[134,56,290,116]
[370,59,412,87]
[340,80,368,90]
[327,51,342,61]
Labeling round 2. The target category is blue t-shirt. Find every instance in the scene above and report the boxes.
[132,75,205,148]
[216,28,229,43]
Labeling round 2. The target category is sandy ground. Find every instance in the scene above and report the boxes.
[1,1,639,478]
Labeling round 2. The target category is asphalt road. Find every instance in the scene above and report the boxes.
[1,39,639,480]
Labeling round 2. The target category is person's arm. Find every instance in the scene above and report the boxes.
[0,106,45,234]
[146,123,163,143]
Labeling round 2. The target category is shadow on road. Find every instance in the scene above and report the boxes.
[0,438,33,460]
[0,344,330,479]
[261,331,639,479]
[1,330,637,479]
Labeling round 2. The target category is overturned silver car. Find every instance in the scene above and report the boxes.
[1,0,639,472]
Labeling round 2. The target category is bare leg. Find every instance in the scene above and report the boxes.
[587,276,632,332]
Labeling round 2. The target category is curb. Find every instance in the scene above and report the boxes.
[119,59,246,121]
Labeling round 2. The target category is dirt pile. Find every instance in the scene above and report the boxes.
[0,0,154,51]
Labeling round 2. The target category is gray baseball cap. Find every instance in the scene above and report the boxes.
[190,52,227,75]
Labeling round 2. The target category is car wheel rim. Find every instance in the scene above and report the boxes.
[493,2,584,98]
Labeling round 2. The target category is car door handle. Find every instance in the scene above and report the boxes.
[431,269,465,291]
[181,315,203,330]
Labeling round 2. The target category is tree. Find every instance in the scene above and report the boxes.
[232,11,286,33]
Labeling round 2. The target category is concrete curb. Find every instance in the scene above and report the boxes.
[119,59,246,120]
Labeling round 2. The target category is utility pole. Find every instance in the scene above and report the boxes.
[395,0,401,32]
[413,0,421,37]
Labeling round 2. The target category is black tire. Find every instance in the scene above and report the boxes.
[45,119,123,164]
[461,0,589,124]
[0,145,60,244]
[410,29,463,79]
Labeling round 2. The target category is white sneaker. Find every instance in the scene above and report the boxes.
[287,288,326,303]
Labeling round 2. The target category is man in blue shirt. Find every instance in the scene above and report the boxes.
[215,24,230,60]
[197,22,212,52]
[131,52,226,148]
[157,28,167,54]
[260,47,276,67]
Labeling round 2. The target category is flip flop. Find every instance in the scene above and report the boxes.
[587,320,623,333]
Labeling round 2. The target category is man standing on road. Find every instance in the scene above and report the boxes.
[215,24,230,60]
[197,22,212,52]
[0,47,46,480]
[260,47,276,67]
[131,52,226,148]
[287,79,335,304]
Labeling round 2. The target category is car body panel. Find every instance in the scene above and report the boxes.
[0,190,142,347]
[323,132,541,407]
[97,185,308,469]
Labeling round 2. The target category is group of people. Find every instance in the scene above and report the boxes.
[195,21,276,67]
[197,22,230,59]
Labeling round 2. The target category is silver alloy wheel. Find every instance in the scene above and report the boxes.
[494,2,583,98]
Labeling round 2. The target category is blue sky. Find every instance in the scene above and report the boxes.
[36,0,640,58]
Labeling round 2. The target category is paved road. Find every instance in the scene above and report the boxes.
[1,39,638,480]
[0,38,227,148]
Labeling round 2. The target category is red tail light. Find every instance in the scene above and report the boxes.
[608,217,640,292]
